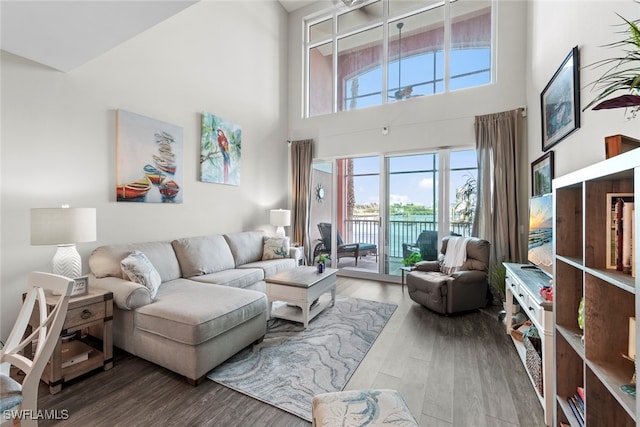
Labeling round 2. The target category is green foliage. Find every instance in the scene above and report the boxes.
[353,202,436,217]
[200,113,242,165]
[488,262,507,302]
[318,254,328,264]
[402,252,423,266]
[454,175,477,222]
[578,297,585,330]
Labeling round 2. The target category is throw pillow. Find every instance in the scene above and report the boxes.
[121,250,162,299]
[262,237,290,260]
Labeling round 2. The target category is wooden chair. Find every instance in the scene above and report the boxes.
[1,272,74,427]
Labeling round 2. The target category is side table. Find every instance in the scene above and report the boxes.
[25,288,113,394]
[400,266,413,293]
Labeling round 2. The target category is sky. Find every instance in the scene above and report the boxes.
[349,149,477,209]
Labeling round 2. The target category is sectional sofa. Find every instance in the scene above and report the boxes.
[88,231,300,384]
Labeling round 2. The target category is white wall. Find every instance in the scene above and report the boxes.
[287,1,528,158]
[526,0,640,178]
[286,1,530,262]
[0,1,290,340]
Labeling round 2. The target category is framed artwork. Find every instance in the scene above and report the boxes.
[531,151,554,196]
[541,46,580,151]
[200,112,241,186]
[116,110,183,203]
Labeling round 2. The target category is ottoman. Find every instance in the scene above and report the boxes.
[312,389,418,426]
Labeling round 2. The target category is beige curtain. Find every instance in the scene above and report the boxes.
[290,139,313,260]
[473,109,523,270]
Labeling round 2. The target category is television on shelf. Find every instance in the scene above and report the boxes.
[527,193,553,277]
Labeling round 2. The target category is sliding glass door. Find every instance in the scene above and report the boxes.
[318,148,476,281]
[386,153,439,275]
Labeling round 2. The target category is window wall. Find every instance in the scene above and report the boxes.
[330,148,477,279]
[306,0,493,117]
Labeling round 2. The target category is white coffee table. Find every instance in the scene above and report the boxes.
[265,266,338,328]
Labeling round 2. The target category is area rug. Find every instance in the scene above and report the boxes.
[207,296,397,421]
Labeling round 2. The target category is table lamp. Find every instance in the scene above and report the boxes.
[270,209,290,238]
[31,206,97,278]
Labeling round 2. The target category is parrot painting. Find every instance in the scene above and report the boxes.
[216,128,230,183]
[200,112,241,185]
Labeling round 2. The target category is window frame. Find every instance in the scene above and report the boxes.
[304,0,494,117]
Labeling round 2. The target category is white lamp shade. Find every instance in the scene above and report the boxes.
[270,209,291,227]
[31,208,97,245]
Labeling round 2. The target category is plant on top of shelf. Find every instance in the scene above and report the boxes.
[402,252,422,266]
[583,3,640,119]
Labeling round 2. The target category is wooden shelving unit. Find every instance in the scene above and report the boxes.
[553,148,639,427]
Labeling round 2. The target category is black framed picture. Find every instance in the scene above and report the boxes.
[531,151,554,196]
[541,46,580,151]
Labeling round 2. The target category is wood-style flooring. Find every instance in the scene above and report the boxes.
[36,277,545,426]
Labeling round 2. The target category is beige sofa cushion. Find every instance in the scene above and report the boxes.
[238,258,297,277]
[224,231,264,266]
[90,241,181,283]
[172,235,235,277]
[135,279,266,346]
[188,268,264,288]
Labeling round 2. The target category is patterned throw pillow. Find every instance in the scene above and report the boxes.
[121,251,162,299]
[262,237,290,260]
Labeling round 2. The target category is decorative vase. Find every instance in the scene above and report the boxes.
[317,262,325,273]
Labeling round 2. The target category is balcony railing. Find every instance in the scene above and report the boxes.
[343,218,473,258]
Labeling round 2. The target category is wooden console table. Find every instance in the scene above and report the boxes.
[26,288,113,394]
[503,263,553,426]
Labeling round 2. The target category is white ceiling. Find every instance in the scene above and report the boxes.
[0,0,318,73]
[1,1,198,72]
[278,0,316,12]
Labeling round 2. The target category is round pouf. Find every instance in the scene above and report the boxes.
[312,389,418,426]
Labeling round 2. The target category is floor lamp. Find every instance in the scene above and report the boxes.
[31,206,97,278]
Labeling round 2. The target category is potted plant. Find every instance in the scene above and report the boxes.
[402,252,423,266]
[488,262,507,304]
[584,6,640,118]
[317,254,328,273]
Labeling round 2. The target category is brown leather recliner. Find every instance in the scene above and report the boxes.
[406,236,490,314]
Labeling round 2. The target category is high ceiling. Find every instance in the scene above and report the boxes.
[0,0,314,73]
[278,0,316,13]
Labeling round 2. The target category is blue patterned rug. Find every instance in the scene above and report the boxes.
[207,296,397,421]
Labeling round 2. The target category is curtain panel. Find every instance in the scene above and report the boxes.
[290,139,313,261]
[473,109,523,271]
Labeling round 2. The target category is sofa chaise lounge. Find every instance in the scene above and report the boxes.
[88,231,300,384]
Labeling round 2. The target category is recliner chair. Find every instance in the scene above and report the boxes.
[406,236,490,314]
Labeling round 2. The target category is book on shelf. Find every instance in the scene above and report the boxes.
[567,396,584,427]
[571,394,585,417]
[606,193,634,273]
[576,386,585,403]
[61,340,93,368]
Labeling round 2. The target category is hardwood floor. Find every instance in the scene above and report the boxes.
[36,277,545,426]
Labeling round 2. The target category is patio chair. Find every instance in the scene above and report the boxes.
[402,230,439,262]
[402,230,463,262]
[314,222,377,266]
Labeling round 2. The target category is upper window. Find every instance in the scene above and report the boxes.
[305,0,493,117]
